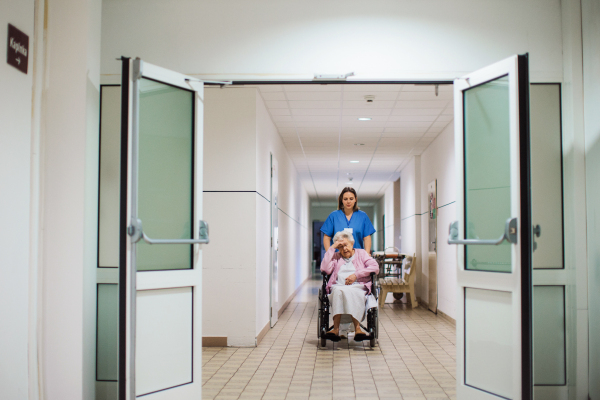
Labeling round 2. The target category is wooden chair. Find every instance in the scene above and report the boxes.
[378,253,418,308]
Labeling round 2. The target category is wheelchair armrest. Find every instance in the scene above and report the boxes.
[370,272,378,300]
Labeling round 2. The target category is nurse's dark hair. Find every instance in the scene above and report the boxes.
[338,187,359,211]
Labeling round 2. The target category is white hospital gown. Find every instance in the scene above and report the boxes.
[328,255,370,322]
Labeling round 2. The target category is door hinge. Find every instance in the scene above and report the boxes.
[271,167,273,177]
[271,237,273,247]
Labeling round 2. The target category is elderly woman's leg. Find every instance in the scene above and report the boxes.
[351,317,366,335]
[327,314,342,335]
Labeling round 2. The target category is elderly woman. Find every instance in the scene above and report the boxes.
[320,230,379,342]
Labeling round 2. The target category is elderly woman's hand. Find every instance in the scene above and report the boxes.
[331,240,343,250]
[345,274,357,285]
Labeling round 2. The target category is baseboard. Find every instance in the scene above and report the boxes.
[438,309,456,326]
[256,321,270,346]
[278,275,311,318]
[417,296,429,310]
[202,337,227,347]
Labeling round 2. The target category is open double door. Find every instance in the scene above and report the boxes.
[112,54,547,400]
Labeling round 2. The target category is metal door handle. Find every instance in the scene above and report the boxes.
[128,218,209,244]
[447,218,517,245]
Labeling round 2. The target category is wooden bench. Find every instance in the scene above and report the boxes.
[378,253,418,308]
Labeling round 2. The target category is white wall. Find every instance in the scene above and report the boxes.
[203,88,258,346]
[0,2,35,398]
[100,0,563,82]
[202,88,310,345]
[256,91,310,333]
[41,0,102,397]
[419,123,457,319]
[399,156,422,298]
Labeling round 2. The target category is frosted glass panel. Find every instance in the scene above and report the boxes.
[533,286,566,385]
[465,288,513,398]
[464,76,512,272]
[98,86,121,268]
[530,84,564,269]
[137,78,194,271]
[97,284,118,381]
[136,287,193,396]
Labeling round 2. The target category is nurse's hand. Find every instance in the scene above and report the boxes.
[345,274,357,285]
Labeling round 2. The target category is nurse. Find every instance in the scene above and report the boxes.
[321,187,376,253]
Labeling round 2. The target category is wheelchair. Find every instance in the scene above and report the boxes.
[317,271,379,348]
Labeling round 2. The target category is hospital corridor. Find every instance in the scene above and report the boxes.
[2,1,600,400]
[202,280,456,400]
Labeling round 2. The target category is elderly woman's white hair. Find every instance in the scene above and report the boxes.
[333,229,355,244]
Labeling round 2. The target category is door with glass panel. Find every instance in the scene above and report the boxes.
[449,54,532,399]
[119,58,208,400]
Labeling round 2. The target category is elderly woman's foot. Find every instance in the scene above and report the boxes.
[325,329,341,342]
[353,328,369,342]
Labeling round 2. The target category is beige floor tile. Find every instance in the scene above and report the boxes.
[203,280,457,400]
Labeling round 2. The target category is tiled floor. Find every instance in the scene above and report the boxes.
[202,279,456,400]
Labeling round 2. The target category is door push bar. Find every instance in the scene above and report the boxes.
[447,218,517,245]
[128,218,210,245]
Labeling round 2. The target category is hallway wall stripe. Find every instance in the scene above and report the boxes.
[203,190,306,229]
[400,201,456,221]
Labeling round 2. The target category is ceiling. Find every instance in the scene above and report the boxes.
[248,83,454,205]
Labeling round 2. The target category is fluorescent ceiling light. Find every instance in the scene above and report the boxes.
[354,143,365,146]
[357,117,372,121]
[350,160,360,163]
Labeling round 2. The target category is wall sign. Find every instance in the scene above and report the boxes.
[7,24,29,74]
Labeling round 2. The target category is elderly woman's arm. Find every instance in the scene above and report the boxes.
[320,244,340,274]
[354,255,379,280]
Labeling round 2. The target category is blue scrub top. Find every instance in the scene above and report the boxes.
[320,209,376,249]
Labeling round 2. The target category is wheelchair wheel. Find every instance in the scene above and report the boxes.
[368,308,378,348]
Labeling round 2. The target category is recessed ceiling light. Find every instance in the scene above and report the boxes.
[354,143,365,146]
[357,117,372,121]
[350,160,360,163]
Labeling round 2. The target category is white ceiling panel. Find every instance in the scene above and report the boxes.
[344,101,396,109]
[268,108,291,116]
[292,108,342,116]
[402,84,453,92]
[343,84,404,92]
[388,115,438,122]
[397,91,453,101]
[342,108,393,116]
[258,85,284,92]
[395,100,450,109]
[286,92,342,101]
[391,108,444,116]
[254,83,453,202]
[293,115,340,122]
[342,91,399,101]
[384,121,432,128]
[266,100,290,109]
[261,92,287,101]
[288,100,341,109]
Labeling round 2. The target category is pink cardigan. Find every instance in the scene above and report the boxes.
[320,247,380,294]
